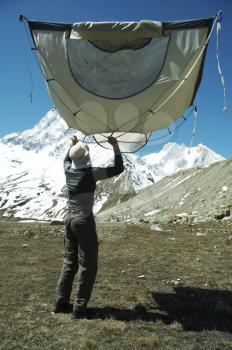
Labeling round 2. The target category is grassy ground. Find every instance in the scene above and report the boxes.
[0,219,232,350]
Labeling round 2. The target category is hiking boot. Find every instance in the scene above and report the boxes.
[51,302,73,314]
[71,306,88,319]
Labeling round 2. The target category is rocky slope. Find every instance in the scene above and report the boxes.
[97,156,232,224]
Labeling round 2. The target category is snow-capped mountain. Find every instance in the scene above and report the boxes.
[142,142,224,177]
[0,110,224,221]
[0,110,159,220]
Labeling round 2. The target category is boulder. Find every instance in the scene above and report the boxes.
[222,215,232,222]
[214,208,231,220]
[150,223,163,231]
[169,213,188,223]
[49,220,64,226]
[214,213,225,220]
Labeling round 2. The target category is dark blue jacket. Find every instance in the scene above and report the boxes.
[64,147,124,220]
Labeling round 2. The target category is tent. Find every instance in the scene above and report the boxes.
[21,14,220,152]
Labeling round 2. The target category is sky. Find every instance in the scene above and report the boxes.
[0,0,231,157]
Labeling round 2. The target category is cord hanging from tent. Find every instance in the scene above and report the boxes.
[216,15,228,113]
[188,106,198,154]
[19,15,34,103]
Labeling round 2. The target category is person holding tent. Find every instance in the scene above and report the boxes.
[52,135,124,318]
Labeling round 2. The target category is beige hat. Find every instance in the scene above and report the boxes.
[69,142,89,164]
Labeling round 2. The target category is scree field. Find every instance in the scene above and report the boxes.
[0,220,232,350]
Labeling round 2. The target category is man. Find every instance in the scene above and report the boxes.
[52,136,124,318]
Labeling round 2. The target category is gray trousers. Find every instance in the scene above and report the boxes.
[55,215,98,310]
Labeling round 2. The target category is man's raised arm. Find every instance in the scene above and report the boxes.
[93,137,124,180]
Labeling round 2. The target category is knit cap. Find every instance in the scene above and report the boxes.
[69,142,89,164]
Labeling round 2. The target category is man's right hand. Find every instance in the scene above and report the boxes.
[107,136,119,147]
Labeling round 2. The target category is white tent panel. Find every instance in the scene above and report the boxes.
[28,16,214,151]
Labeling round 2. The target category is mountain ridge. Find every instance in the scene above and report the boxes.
[0,110,224,221]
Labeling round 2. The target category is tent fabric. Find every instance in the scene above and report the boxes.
[28,17,214,152]
[71,21,163,40]
[67,36,169,98]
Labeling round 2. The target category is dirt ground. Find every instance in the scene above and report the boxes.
[0,219,232,350]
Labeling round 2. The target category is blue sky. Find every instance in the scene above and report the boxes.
[0,0,231,157]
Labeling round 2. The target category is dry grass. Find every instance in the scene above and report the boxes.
[0,220,232,349]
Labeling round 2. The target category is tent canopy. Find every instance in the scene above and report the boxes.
[27,16,214,152]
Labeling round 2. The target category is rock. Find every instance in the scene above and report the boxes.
[49,220,64,226]
[187,215,196,223]
[214,208,230,220]
[139,218,149,224]
[171,278,182,286]
[222,216,232,222]
[214,213,225,220]
[129,218,139,224]
[24,230,34,238]
[150,223,163,231]
[169,213,188,223]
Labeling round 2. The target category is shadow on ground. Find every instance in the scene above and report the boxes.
[85,287,232,332]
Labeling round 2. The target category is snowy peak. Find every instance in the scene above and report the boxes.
[0,109,159,220]
[1,110,86,158]
[143,142,224,176]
